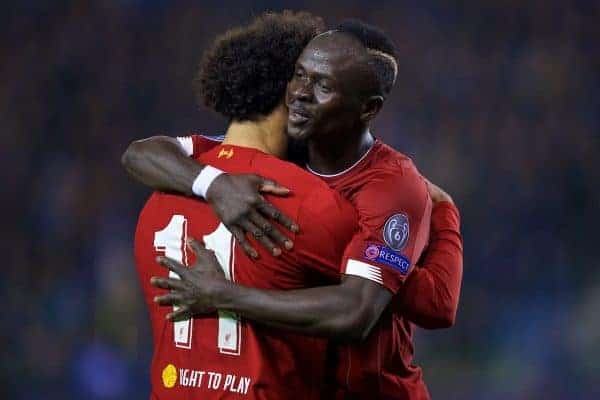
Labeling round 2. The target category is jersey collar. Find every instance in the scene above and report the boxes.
[306,139,377,178]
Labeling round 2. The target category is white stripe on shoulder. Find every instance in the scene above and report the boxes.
[177,136,194,157]
[345,259,383,285]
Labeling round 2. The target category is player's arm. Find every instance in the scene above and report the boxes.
[151,173,430,341]
[398,180,463,329]
[339,169,432,295]
[122,135,298,257]
[121,135,203,196]
[153,241,391,342]
[151,189,392,342]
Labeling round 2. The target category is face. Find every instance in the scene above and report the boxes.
[285,32,375,142]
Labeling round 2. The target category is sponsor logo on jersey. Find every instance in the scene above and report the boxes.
[160,363,252,394]
[218,148,234,159]
[383,213,409,251]
[364,244,411,275]
[162,364,178,388]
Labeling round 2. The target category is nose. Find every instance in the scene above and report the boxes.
[290,79,312,103]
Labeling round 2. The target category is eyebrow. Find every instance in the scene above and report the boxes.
[296,61,335,81]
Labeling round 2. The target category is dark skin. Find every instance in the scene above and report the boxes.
[150,32,403,341]
[122,136,298,258]
[286,32,383,174]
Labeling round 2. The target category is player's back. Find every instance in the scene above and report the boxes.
[134,144,357,400]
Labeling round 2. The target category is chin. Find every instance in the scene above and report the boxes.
[286,123,312,141]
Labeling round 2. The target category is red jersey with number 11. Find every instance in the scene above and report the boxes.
[134,144,357,399]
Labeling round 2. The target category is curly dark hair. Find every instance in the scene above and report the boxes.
[195,11,325,121]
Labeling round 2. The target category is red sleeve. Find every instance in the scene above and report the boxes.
[341,170,432,294]
[396,201,463,329]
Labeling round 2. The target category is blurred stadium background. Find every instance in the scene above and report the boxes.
[2,1,599,398]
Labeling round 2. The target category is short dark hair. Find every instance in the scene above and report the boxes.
[195,11,325,121]
[336,19,398,96]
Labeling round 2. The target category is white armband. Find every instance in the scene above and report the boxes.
[191,165,225,198]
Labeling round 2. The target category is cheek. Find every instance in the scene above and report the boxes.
[314,93,341,117]
[318,98,351,124]
[314,90,334,104]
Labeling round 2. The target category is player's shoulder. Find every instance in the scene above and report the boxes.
[358,141,424,191]
[193,132,226,143]
[369,140,420,179]
[254,153,337,199]
[254,154,358,255]
[256,154,357,225]
[181,133,224,157]
[356,141,429,209]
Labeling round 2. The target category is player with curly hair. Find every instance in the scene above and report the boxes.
[196,11,322,122]
[132,11,360,399]
[124,11,326,259]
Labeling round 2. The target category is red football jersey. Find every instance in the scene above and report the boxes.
[134,143,357,399]
[184,135,459,400]
[309,140,432,400]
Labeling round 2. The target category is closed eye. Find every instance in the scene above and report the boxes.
[318,81,331,93]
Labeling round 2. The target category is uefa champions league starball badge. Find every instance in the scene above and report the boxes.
[383,213,409,251]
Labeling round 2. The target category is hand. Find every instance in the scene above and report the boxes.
[425,178,454,205]
[150,238,227,320]
[205,173,299,258]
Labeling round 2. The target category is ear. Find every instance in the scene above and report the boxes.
[360,95,384,123]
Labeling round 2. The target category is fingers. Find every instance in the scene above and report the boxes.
[238,218,279,257]
[167,305,191,321]
[230,226,258,259]
[186,238,216,260]
[249,210,292,251]
[258,177,290,196]
[248,211,282,254]
[156,256,186,277]
[150,276,187,291]
[154,292,184,306]
[257,202,299,234]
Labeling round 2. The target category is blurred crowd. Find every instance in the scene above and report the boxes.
[2,1,598,399]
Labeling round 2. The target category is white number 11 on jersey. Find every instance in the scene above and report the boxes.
[153,215,241,355]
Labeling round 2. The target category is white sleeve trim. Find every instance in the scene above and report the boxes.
[177,136,194,157]
[345,259,383,285]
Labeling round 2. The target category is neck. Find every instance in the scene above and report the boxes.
[222,105,288,158]
[307,127,374,175]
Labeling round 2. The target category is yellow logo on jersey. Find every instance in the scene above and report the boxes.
[218,148,234,159]
[162,364,178,388]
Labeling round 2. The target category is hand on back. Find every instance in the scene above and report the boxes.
[206,174,299,258]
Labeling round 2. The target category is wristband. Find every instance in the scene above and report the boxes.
[191,165,225,198]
